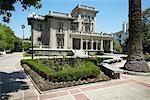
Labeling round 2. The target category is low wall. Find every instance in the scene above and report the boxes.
[29,49,72,56]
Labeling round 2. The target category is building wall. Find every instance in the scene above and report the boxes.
[71,10,96,33]
[32,21,43,46]
[113,22,129,45]
[28,5,113,53]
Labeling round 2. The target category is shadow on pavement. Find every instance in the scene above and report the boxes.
[0,71,29,100]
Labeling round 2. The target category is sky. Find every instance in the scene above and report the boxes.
[0,0,150,38]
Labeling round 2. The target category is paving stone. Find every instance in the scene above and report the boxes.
[46,95,74,100]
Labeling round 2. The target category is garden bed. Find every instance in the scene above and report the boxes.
[21,58,110,91]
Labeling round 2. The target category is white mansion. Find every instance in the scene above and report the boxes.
[27,4,113,55]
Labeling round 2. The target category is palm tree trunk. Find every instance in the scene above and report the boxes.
[124,0,150,72]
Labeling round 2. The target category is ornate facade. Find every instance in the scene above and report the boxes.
[28,4,113,54]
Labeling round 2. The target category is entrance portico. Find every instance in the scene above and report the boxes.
[72,35,113,53]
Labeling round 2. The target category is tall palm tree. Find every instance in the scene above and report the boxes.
[124,0,150,72]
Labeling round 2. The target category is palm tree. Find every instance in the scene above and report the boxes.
[124,0,150,72]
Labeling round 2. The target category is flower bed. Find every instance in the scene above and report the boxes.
[21,58,110,91]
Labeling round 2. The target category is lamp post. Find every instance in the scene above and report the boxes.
[21,25,25,52]
[31,26,34,59]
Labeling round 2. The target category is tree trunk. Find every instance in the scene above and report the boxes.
[124,0,150,72]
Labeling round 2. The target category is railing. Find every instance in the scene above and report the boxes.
[56,30,65,34]
[49,11,70,17]
[41,45,50,48]
[93,33,113,36]
[79,5,95,10]
[70,31,113,37]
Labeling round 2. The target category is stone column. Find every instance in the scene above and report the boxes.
[64,32,68,49]
[50,28,56,49]
[70,37,73,49]
[96,40,98,50]
[86,40,88,50]
[91,39,93,50]
[49,20,56,49]
[110,40,113,53]
[80,38,83,49]
[100,39,104,52]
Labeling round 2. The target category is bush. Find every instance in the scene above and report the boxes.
[23,53,32,57]
[21,59,100,82]
[21,59,54,78]
[52,61,100,82]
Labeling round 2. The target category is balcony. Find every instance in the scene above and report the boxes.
[56,29,65,34]
[70,32,113,38]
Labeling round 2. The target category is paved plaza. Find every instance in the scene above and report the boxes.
[0,53,150,100]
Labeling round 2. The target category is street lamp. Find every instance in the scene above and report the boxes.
[31,26,34,59]
[21,25,25,52]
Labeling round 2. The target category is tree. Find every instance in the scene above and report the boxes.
[22,41,31,51]
[124,0,150,72]
[142,8,150,53]
[113,41,123,53]
[0,23,15,51]
[0,0,42,22]
[121,8,150,53]
[0,23,23,51]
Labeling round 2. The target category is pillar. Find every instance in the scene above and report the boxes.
[96,40,98,50]
[50,25,56,49]
[80,38,83,49]
[110,40,113,53]
[91,39,93,50]
[100,39,104,52]
[64,33,67,49]
[86,40,88,50]
[70,37,72,49]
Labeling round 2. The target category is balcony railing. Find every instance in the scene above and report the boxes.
[79,5,95,10]
[56,29,65,34]
[49,11,70,17]
[70,31,113,37]
[39,45,50,48]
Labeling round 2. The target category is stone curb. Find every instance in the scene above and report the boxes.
[100,55,150,77]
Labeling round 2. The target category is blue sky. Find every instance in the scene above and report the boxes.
[0,0,149,38]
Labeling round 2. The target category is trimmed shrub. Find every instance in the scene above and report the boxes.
[21,59,54,78]
[52,61,100,82]
[21,59,100,82]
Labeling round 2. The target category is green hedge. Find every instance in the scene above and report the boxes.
[21,59,100,82]
[52,62,100,82]
[21,59,54,77]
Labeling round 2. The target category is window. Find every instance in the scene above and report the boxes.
[37,24,43,31]
[57,35,64,49]
[85,26,90,32]
[58,22,63,32]
[81,14,84,19]
[92,17,94,20]
[71,26,75,31]
[38,37,41,41]
[91,27,93,32]
[85,15,89,21]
